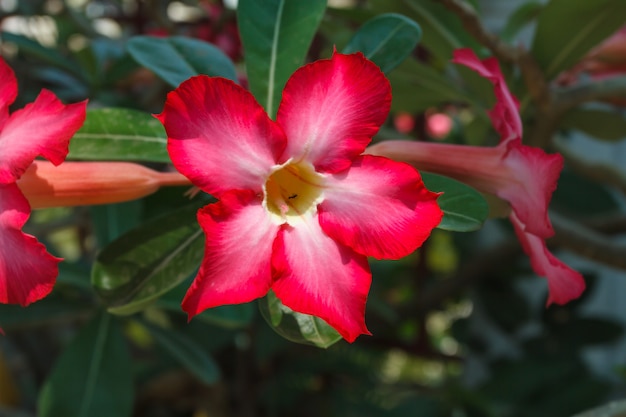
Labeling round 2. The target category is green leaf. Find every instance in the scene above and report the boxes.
[1,32,86,80]
[156,279,255,328]
[143,321,220,384]
[39,312,133,417]
[501,1,544,42]
[389,58,473,113]
[421,172,489,232]
[552,169,620,216]
[127,35,237,87]
[259,291,342,349]
[0,293,91,329]
[92,204,205,315]
[343,13,422,74]
[90,200,143,248]
[531,0,626,79]
[561,107,626,141]
[238,0,326,117]
[68,108,170,163]
[369,0,479,62]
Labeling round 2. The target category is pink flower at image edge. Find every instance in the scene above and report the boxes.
[0,58,87,306]
[368,48,585,306]
[157,52,443,342]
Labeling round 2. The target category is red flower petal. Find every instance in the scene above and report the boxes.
[499,143,563,238]
[510,212,585,305]
[277,52,391,173]
[452,48,522,143]
[0,90,86,184]
[319,155,442,259]
[271,216,371,343]
[0,183,60,306]
[0,58,17,127]
[158,76,286,197]
[181,191,279,318]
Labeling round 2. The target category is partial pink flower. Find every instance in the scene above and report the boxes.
[157,52,442,342]
[367,48,585,306]
[0,57,87,306]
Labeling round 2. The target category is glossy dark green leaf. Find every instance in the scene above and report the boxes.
[421,172,489,232]
[343,13,422,74]
[238,0,326,117]
[39,312,133,417]
[259,290,342,349]
[562,107,626,141]
[92,204,205,315]
[501,1,544,42]
[531,0,626,79]
[68,108,170,162]
[127,35,237,87]
[144,321,220,384]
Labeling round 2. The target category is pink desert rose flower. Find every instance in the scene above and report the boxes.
[367,48,585,306]
[0,57,86,306]
[156,52,443,342]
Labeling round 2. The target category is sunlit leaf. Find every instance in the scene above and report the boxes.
[422,172,489,232]
[127,35,237,87]
[39,312,133,417]
[238,0,326,117]
[68,108,170,163]
[343,13,422,74]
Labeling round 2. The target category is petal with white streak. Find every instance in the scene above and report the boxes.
[0,90,86,184]
[319,155,442,259]
[277,52,391,173]
[510,212,585,306]
[0,183,60,306]
[271,216,371,342]
[181,191,279,317]
[158,76,286,197]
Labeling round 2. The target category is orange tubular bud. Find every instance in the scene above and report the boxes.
[17,161,191,209]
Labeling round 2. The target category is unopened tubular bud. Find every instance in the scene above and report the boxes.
[17,161,191,208]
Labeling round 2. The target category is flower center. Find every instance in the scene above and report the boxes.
[263,161,326,224]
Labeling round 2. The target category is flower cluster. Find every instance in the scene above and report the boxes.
[367,48,585,306]
[157,52,443,342]
[0,58,86,306]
